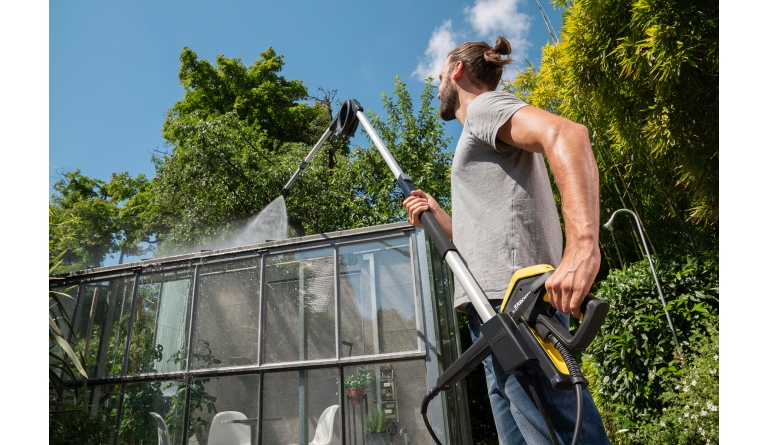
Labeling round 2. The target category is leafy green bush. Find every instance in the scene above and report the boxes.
[583,254,718,439]
[365,407,389,433]
[636,318,719,444]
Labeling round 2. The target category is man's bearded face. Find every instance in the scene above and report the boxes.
[438,63,458,121]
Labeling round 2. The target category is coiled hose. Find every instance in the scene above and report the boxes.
[548,333,585,445]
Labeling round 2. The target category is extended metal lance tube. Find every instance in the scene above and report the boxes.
[282,127,334,195]
[355,111,407,179]
[355,110,496,321]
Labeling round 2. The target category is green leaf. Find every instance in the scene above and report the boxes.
[54,334,88,378]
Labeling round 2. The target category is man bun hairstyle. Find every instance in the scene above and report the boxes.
[447,36,512,90]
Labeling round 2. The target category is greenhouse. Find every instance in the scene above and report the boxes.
[52,222,472,445]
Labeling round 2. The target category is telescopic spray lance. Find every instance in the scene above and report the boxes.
[283,99,609,445]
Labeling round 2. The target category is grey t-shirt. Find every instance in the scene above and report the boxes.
[451,91,563,311]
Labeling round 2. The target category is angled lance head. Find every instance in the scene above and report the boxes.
[331,99,363,139]
[282,99,362,196]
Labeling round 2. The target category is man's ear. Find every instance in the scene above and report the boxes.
[451,61,464,81]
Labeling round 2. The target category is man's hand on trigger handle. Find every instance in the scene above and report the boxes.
[544,242,601,319]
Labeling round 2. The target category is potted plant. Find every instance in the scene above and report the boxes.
[364,407,389,445]
[344,367,373,405]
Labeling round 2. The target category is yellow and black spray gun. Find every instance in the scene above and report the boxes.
[420,264,609,445]
[284,99,609,445]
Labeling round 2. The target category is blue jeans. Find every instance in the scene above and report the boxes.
[468,307,610,445]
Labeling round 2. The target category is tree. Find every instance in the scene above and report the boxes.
[50,170,151,270]
[504,0,718,267]
[165,47,325,146]
[348,76,453,223]
[147,111,320,253]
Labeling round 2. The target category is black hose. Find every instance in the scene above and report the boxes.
[522,371,559,445]
[421,389,443,445]
[549,334,585,445]
[573,383,584,445]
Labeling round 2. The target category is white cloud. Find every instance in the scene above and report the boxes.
[413,20,458,83]
[465,0,532,70]
[465,0,531,39]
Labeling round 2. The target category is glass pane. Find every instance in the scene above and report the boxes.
[427,239,473,444]
[70,278,134,378]
[342,361,430,445]
[339,238,417,357]
[263,249,335,364]
[262,368,340,445]
[49,383,121,444]
[186,373,260,445]
[128,270,193,374]
[118,380,186,445]
[192,259,260,370]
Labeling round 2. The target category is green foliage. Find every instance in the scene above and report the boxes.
[167,46,323,145]
[49,404,114,445]
[365,407,389,433]
[50,170,151,270]
[504,0,718,273]
[167,342,220,439]
[50,252,116,444]
[119,341,219,443]
[148,110,306,251]
[583,254,718,438]
[119,381,166,443]
[635,319,719,444]
[344,367,374,390]
[49,250,86,395]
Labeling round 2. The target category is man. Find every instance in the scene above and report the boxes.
[403,37,609,444]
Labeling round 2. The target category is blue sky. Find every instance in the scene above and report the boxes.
[49,0,563,194]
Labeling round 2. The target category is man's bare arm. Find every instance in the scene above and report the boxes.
[497,106,600,318]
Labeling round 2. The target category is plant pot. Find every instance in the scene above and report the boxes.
[365,432,388,445]
[347,387,365,405]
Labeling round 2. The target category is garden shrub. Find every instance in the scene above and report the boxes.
[635,318,719,444]
[582,254,718,441]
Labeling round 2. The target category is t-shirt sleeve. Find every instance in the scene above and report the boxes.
[465,92,529,152]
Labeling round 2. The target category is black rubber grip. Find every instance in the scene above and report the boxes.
[419,211,457,258]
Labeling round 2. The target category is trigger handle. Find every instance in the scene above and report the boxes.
[536,294,609,350]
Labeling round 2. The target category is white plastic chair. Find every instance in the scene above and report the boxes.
[208,411,252,445]
[287,404,339,445]
[149,412,172,445]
